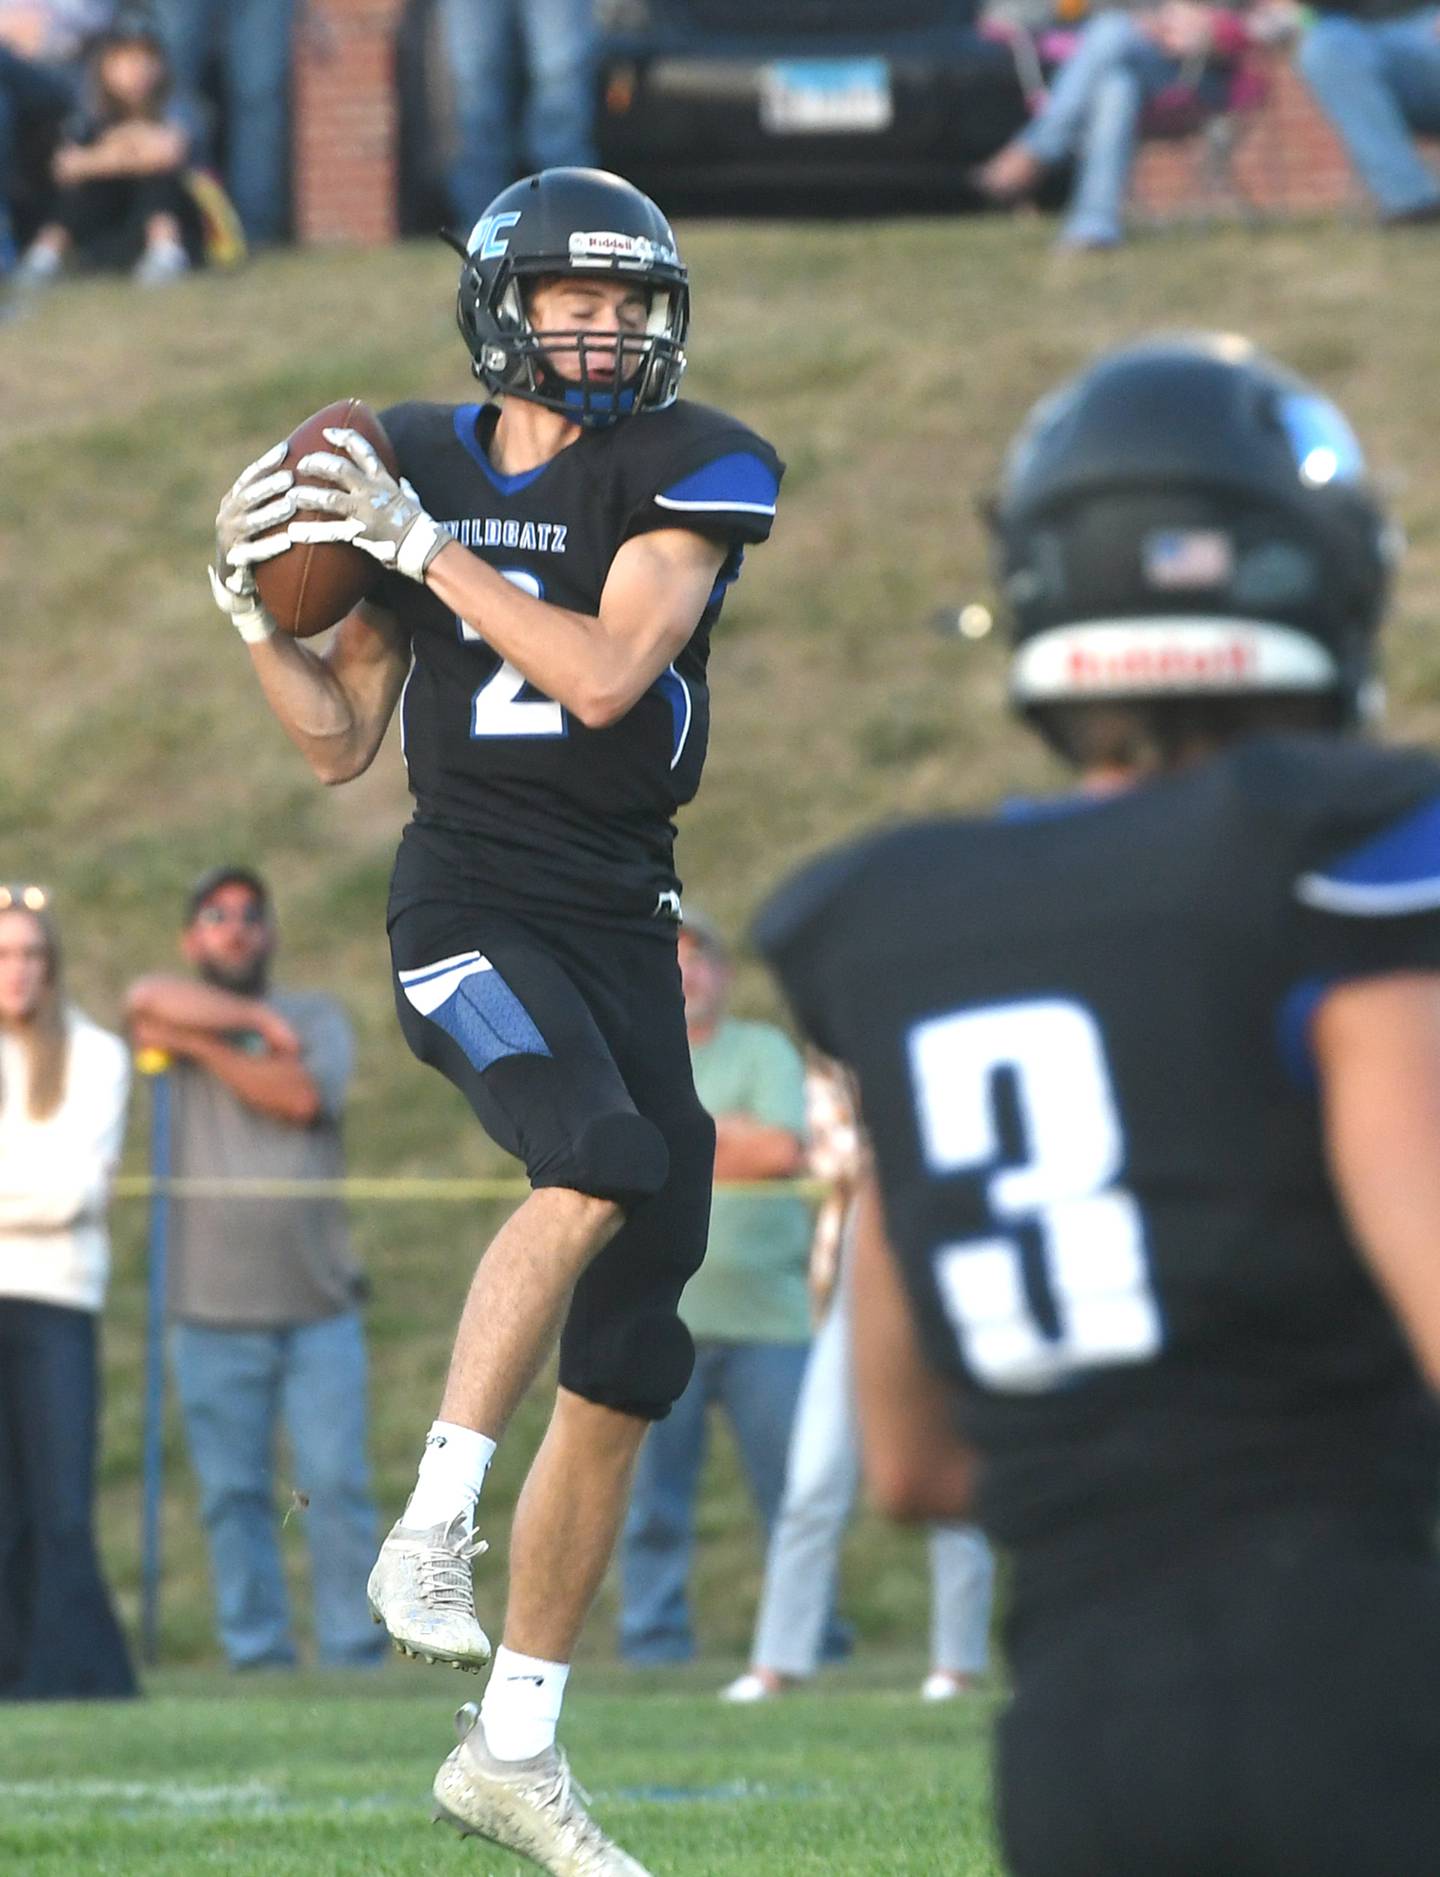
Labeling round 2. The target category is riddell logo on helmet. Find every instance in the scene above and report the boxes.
[569,230,677,268]
[1065,638,1258,687]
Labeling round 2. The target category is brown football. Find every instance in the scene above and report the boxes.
[253,398,398,639]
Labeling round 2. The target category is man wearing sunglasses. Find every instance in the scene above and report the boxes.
[124,866,386,1673]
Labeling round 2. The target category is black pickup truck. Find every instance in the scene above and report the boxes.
[593,0,1031,209]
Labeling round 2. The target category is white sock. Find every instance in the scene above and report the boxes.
[19,242,61,281]
[402,1420,496,1532]
[480,1646,571,1761]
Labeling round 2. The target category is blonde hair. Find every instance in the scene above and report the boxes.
[0,905,70,1123]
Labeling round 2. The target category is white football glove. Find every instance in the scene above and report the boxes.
[290,427,452,584]
[210,441,296,644]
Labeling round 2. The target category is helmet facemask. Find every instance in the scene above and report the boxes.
[464,257,689,429]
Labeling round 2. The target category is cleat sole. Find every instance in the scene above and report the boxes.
[387,1635,487,1671]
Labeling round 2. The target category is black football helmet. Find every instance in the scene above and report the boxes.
[454,167,689,429]
[989,335,1396,726]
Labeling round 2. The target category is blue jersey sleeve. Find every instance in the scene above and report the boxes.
[1277,752,1440,1082]
[650,451,781,542]
[621,404,784,549]
[1293,789,1440,981]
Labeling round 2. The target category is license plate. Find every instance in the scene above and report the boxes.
[759,59,892,135]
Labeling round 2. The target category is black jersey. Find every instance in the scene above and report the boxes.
[757,734,1440,1595]
[376,398,782,928]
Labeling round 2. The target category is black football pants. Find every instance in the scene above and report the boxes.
[389,899,714,1421]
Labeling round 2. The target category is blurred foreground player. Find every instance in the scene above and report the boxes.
[758,336,1440,1877]
[208,168,782,1874]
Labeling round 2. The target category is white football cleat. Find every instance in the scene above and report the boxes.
[366,1512,491,1671]
[433,1704,654,1875]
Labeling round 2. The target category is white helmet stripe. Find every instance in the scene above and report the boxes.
[1011,618,1340,701]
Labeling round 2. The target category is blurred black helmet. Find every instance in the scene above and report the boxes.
[990,335,1396,726]
[455,167,689,429]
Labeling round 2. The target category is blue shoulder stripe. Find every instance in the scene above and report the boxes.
[1296,793,1440,916]
[655,451,778,517]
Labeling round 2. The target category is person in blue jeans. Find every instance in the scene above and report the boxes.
[127,866,385,1670]
[619,916,844,1666]
[976,1,1245,248]
[0,43,78,272]
[149,0,294,244]
[0,886,136,1701]
[439,0,597,227]
[1296,2,1440,224]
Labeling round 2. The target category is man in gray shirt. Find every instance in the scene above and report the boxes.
[126,866,385,1669]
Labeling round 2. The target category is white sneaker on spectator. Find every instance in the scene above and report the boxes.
[433,1704,653,1875]
[367,1512,491,1670]
[719,1670,784,1703]
[920,1671,975,1702]
[133,240,190,286]
[11,242,62,290]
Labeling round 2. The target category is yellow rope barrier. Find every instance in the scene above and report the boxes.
[112,1175,830,1202]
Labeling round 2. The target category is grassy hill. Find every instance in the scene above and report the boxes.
[4,215,1439,1668]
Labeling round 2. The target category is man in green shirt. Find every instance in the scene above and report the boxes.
[618,914,813,1664]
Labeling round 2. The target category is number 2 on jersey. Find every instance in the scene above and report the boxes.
[908,998,1163,1392]
[464,570,566,739]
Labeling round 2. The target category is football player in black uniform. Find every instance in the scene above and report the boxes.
[209,167,781,1874]
[757,336,1440,1877]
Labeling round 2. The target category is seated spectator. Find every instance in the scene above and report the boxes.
[1294,0,1440,226]
[151,0,295,247]
[439,0,597,227]
[11,11,201,291]
[0,883,137,1703]
[976,1,1255,249]
[619,914,840,1667]
[721,1059,996,1706]
[0,2,101,272]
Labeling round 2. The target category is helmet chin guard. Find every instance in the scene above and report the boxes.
[455,168,689,429]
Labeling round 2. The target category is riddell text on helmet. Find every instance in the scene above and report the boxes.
[1066,638,1258,687]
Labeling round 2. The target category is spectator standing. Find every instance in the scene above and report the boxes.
[976,0,1254,249]
[722,1059,995,1705]
[439,0,597,227]
[125,866,385,1672]
[0,884,137,1702]
[149,0,293,245]
[0,2,105,272]
[12,13,200,292]
[1295,0,1440,225]
[619,915,815,1666]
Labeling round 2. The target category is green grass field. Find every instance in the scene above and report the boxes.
[0,1664,1004,1876]
[5,211,1440,1871]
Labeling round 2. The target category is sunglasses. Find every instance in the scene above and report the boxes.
[0,883,50,913]
[194,902,267,928]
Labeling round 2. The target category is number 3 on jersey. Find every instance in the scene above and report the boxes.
[464,570,566,739]
[908,998,1163,1392]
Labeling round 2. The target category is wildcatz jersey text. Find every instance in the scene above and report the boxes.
[758,735,1440,1599]
[377,398,783,927]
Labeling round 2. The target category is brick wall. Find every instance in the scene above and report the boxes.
[292,8,1370,245]
[294,0,408,245]
[1133,56,1358,220]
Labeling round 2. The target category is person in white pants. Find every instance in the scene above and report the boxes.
[721,1062,994,1703]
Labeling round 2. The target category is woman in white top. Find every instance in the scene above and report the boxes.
[0,886,136,1699]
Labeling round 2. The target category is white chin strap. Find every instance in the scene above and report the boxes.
[1011,617,1340,702]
